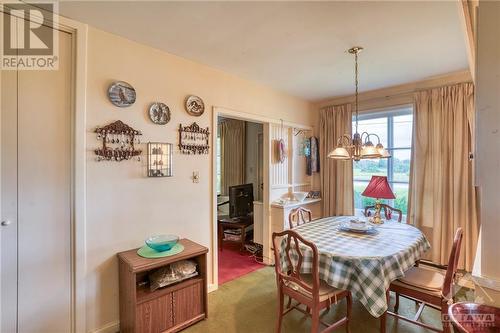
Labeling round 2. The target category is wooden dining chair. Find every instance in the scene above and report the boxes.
[289,207,313,229]
[364,203,403,222]
[380,228,463,333]
[272,230,352,333]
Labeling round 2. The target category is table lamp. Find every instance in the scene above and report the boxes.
[361,176,395,224]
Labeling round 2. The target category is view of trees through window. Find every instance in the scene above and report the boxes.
[353,107,413,219]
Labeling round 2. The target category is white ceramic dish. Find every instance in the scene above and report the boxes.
[293,192,308,202]
[340,222,376,233]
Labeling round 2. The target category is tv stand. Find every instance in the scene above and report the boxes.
[217,214,253,252]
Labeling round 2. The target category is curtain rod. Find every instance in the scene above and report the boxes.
[319,80,473,110]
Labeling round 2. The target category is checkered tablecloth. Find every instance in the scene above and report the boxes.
[278,216,431,317]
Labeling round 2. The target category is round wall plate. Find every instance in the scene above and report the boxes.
[108,81,136,107]
[148,102,171,125]
[185,95,205,117]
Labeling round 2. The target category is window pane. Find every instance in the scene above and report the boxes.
[353,159,387,181]
[391,149,411,182]
[393,114,413,148]
[392,183,410,216]
[353,117,388,147]
[354,181,376,212]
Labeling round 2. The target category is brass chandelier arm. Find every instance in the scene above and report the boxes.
[336,134,353,147]
[361,132,382,145]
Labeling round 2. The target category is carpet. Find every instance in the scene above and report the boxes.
[218,242,265,285]
[186,267,471,333]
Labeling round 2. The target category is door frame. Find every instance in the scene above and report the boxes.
[210,106,311,290]
[0,4,88,333]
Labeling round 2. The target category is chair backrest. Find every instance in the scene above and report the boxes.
[288,207,312,229]
[442,228,464,298]
[272,230,320,300]
[364,204,403,222]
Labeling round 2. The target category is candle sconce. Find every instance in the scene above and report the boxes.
[94,120,142,162]
[147,142,173,177]
[178,122,210,155]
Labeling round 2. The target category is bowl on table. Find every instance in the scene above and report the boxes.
[145,234,179,252]
[349,219,368,230]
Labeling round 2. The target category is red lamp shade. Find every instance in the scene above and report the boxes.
[361,176,395,199]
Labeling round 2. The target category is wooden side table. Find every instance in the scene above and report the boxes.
[217,215,253,252]
[118,239,208,333]
[448,302,500,333]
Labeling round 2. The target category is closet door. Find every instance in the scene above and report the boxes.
[1,12,19,332]
[1,13,73,333]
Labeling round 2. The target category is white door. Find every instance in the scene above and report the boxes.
[1,13,73,333]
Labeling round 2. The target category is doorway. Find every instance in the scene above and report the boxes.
[1,11,75,333]
[216,116,265,284]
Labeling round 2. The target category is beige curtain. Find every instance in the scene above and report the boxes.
[220,119,246,195]
[408,82,479,271]
[319,104,354,216]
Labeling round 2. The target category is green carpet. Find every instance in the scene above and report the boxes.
[184,267,459,333]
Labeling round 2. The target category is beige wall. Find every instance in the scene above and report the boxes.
[85,27,313,332]
[473,1,500,300]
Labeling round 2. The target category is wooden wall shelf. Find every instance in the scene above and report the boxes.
[118,239,208,333]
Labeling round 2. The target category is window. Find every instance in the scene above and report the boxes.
[353,106,413,220]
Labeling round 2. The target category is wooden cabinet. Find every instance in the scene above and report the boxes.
[118,239,208,333]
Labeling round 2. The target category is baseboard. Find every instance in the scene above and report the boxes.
[89,321,119,333]
[208,283,218,293]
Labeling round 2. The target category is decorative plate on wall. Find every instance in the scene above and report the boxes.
[185,95,205,117]
[108,81,136,107]
[148,102,171,125]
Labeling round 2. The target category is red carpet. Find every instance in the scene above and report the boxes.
[218,243,265,285]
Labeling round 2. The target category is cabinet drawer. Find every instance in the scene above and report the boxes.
[173,279,204,325]
[136,293,174,333]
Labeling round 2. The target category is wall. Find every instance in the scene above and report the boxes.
[473,1,500,303]
[84,27,313,332]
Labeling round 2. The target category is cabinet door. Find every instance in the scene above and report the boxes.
[173,280,204,325]
[136,293,174,333]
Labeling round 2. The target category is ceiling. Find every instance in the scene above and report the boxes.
[59,1,469,101]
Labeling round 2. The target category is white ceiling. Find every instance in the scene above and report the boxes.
[59,1,469,101]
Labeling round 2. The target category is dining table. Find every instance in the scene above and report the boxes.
[278,215,431,318]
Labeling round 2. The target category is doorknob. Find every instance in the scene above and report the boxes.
[1,220,11,226]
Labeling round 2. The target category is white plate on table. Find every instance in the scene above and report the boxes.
[339,221,377,234]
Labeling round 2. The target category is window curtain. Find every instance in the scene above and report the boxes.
[319,104,354,216]
[408,82,479,271]
[220,119,246,195]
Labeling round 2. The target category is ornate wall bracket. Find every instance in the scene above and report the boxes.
[178,122,210,155]
[94,120,142,161]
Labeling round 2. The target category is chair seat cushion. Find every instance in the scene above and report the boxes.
[392,266,444,297]
[284,274,344,302]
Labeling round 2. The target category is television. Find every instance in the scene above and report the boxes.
[228,184,254,218]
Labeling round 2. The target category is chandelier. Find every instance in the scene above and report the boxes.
[328,47,390,161]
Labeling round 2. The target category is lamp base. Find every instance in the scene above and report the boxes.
[372,200,384,224]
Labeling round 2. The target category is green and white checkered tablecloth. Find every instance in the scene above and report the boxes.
[278,216,431,317]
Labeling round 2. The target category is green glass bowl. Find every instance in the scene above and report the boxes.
[145,234,179,252]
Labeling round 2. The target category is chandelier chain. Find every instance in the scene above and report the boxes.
[354,50,359,133]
